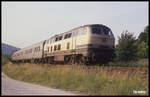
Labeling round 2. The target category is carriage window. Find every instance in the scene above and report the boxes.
[55,37,58,41]
[68,33,72,38]
[51,46,53,52]
[54,45,57,51]
[59,36,62,40]
[64,34,68,39]
[37,47,40,51]
[39,46,40,51]
[47,47,49,52]
[58,44,61,50]
[34,46,40,52]
[67,42,70,49]
[64,33,72,39]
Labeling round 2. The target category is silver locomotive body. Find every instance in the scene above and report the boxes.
[43,24,115,63]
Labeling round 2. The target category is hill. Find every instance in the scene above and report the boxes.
[2,43,20,56]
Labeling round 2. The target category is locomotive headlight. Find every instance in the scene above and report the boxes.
[102,38,107,42]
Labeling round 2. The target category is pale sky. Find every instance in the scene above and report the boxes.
[2,2,149,48]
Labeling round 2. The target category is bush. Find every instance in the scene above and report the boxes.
[136,25,149,58]
[137,41,148,58]
[138,25,148,44]
[115,31,138,62]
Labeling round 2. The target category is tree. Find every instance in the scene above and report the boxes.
[138,25,149,44]
[115,31,138,61]
[137,41,148,58]
[137,25,149,58]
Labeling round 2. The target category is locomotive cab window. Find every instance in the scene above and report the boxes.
[103,27,109,35]
[91,27,101,34]
[108,30,113,36]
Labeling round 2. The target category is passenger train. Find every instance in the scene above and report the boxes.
[11,24,115,64]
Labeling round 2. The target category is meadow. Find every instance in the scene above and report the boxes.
[2,56,149,95]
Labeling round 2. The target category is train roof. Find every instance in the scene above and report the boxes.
[47,24,109,38]
[13,40,46,54]
[13,24,110,55]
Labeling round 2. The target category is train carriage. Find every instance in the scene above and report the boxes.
[11,41,46,63]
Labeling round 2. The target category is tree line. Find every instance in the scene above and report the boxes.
[115,25,148,62]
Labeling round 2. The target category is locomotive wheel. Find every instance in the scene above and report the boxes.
[76,55,86,65]
[69,55,75,64]
[64,56,70,64]
[65,55,87,65]
[64,55,76,64]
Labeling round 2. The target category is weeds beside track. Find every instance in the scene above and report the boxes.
[2,61,148,95]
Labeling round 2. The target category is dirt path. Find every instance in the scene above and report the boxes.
[1,73,78,95]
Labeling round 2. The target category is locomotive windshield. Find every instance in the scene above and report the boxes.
[91,25,113,36]
[91,27,101,34]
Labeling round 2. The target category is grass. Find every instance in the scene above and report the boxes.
[1,55,10,66]
[2,60,148,95]
[107,58,148,67]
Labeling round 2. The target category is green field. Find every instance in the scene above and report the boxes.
[2,56,148,95]
[2,55,9,66]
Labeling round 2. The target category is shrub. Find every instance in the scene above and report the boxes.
[115,31,138,62]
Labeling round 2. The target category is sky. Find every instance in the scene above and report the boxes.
[2,2,149,48]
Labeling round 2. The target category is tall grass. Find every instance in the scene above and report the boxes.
[2,55,10,65]
[107,58,148,67]
[2,62,148,95]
